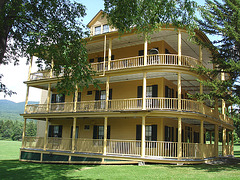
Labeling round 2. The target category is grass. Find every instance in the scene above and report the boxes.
[0,141,240,180]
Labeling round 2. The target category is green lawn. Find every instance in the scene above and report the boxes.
[0,141,240,180]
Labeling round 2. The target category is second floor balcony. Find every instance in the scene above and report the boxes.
[24,97,233,126]
[29,54,202,81]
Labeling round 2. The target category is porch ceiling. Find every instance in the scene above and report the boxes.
[98,72,205,95]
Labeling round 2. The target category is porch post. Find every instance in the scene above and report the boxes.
[142,72,147,110]
[222,128,226,156]
[144,34,148,66]
[46,83,51,112]
[199,45,202,65]
[141,116,146,158]
[200,81,204,114]
[74,85,78,112]
[103,117,108,155]
[178,72,181,110]
[221,72,226,119]
[44,118,49,150]
[22,118,27,148]
[72,117,77,152]
[50,59,54,78]
[214,124,219,157]
[178,30,181,65]
[24,85,30,113]
[27,56,33,81]
[108,38,112,70]
[177,117,182,160]
[200,120,204,159]
[103,35,107,75]
[105,76,110,110]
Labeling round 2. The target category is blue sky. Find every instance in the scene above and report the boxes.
[0,0,211,103]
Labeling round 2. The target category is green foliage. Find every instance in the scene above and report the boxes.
[0,120,36,141]
[104,0,197,35]
[193,0,240,106]
[0,0,98,96]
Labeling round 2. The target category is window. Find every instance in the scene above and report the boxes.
[48,125,62,137]
[95,26,101,35]
[136,125,157,141]
[87,91,92,95]
[145,126,152,141]
[95,89,112,109]
[93,125,110,139]
[51,94,65,103]
[165,126,174,141]
[70,126,79,138]
[103,24,109,33]
[84,125,90,130]
[89,58,94,63]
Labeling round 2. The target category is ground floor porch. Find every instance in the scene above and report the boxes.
[20,112,234,164]
[20,136,234,164]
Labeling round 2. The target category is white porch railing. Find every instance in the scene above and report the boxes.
[24,98,233,126]
[23,137,214,159]
[145,141,177,158]
[30,54,202,79]
[182,143,201,158]
[107,139,141,156]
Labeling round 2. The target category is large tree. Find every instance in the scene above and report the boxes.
[104,0,197,35]
[194,0,240,138]
[0,0,98,96]
[194,0,240,110]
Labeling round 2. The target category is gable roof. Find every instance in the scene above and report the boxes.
[87,10,104,28]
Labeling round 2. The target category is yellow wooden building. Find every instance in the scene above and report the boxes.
[20,11,234,164]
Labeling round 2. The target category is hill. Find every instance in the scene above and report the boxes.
[0,100,38,121]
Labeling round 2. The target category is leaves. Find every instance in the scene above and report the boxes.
[0,0,98,95]
[104,0,197,35]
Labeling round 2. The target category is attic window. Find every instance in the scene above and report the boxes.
[103,25,109,33]
[95,26,101,35]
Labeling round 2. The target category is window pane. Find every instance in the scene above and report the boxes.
[103,25,109,33]
[146,86,152,97]
[95,26,101,35]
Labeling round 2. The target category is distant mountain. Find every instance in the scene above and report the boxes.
[0,100,38,121]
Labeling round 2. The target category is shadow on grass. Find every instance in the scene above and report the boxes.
[0,160,97,180]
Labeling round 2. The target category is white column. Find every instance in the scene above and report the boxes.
[199,45,202,65]
[142,72,147,110]
[141,116,146,158]
[178,30,181,65]
[178,72,181,110]
[27,56,33,81]
[74,85,78,112]
[44,118,49,150]
[103,117,108,155]
[222,128,226,156]
[72,117,77,152]
[50,59,54,78]
[22,118,27,148]
[24,86,30,113]
[108,38,112,70]
[200,120,204,159]
[214,124,219,157]
[105,76,110,110]
[103,35,107,75]
[177,117,182,160]
[144,35,148,66]
[46,83,51,112]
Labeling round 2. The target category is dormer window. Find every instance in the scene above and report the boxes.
[95,26,101,35]
[103,24,109,33]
